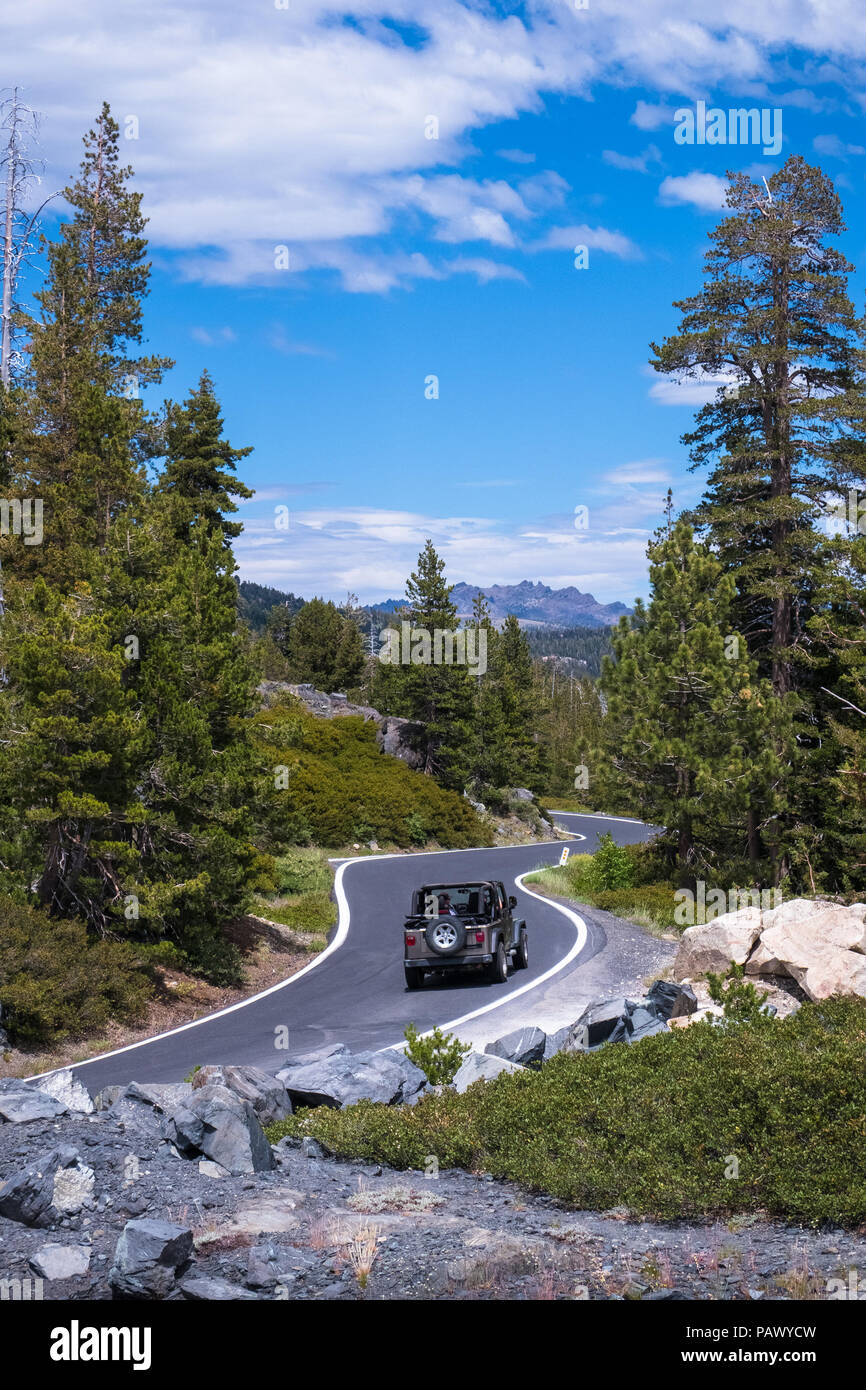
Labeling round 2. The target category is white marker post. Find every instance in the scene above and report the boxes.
[559,847,570,866]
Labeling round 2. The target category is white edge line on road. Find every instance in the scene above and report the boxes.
[554,812,647,825]
[382,854,589,1051]
[26,836,587,1083]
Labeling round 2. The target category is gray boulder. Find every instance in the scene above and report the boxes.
[94,1085,125,1111]
[101,1081,194,1136]
[180,1276,258,1301]
[542,1025,572,1061]
[566,997,637,1050]
[33,1069,95,1115]
[626,1009,668,1043]
[277,1042,348,1069]
[109,1218,194,1300]
[0,1147,94,1227]
[276,1048,426,1109]
[29,1244,91,1281]
[191,1064,292,1125]
[121,1081,194,1112]
[0,1080,68,1124]
[646,980,699,1022]
[451,1052,525,1093]
[164,1084,274,1174]
[510,787,534,802]
[485,1026,546,1069]
[245,1241,320,1290]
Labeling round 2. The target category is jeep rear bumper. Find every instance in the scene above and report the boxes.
[404,954,493,968]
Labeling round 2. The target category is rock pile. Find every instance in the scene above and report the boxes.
[674,897,866,1002]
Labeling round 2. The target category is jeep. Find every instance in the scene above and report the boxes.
[403,880,528,989]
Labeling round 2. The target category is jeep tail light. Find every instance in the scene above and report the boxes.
[475,931,484,943]
[405,933,416,945]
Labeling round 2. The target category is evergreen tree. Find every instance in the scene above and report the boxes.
[158,370,253,545]
[651,156,866,696]
[595,521,793,885]
[372,542,474,787]
[284,596,365,691]
[467,591,505,787]
[394,541,474,787]
[0,576,144,923]
[495,614,539,787]
[15,103,171,587]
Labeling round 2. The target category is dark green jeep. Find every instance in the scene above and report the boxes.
[402,879,529,990]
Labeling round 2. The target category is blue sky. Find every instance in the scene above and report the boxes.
[6,1,866,605]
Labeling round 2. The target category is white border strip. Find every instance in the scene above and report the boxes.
[26,838,583,1082]
[383,860,588,1047]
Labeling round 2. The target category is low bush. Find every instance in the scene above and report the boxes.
[0,896,155,1046]
[267,998,866,1224]
[254,700,490,849]
[258,889,336,937]
[527,842,679,930]
[272,848,333,896]
[403,1023,470,1085]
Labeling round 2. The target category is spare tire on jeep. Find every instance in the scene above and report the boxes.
[424,917,466,956]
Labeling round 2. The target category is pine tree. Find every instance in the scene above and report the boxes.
[15,103,171,587]
[158,371,253,545]
[651,156,866,697]
[285,597,365,691]
[390,541,474,788]
[595,521,793,885]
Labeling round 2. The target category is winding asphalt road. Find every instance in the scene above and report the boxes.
[63,812,656,1092]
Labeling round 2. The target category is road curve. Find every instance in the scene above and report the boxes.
[63,813,656,1091]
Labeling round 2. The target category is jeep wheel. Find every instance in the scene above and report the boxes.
[489,939,508,983]
[424,918,466,956]
[514,928,529,970]
[404,966,425,990]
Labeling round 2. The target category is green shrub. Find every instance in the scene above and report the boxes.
[0,896,154,1046]
[267,998,866,1225]
[260,889,336,936]
[253,701,490,849]
[272,848,333,896]
[403,1023,470,1085]
[706,962,775,1026]
[582,833,635,892]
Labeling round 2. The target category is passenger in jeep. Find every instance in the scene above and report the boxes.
[438,893,456,915]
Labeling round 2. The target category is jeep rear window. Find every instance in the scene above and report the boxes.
[412,884,493,917]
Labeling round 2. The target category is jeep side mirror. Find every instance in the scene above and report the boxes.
[509,895,517,909]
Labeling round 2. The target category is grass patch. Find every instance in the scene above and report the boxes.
[526,840,680,933]
[267,997,866,1225]
[252,847,337,947]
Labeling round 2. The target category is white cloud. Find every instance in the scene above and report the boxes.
[232,502,657,604]
[658,172,729,211]
[647,367,736,404]
[189,325,236,345]
[604,459,672,485]
[10,1,866,292]
[535,223,643,259]
[813,133,866,158]
[497,148,537,164]
[602,144,663,173]
[630,100,677,130]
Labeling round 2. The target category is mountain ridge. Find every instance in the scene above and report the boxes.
[374,579,630,629]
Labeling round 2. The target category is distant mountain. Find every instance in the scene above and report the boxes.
[374,580,630,630]
[237,580,305,634]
